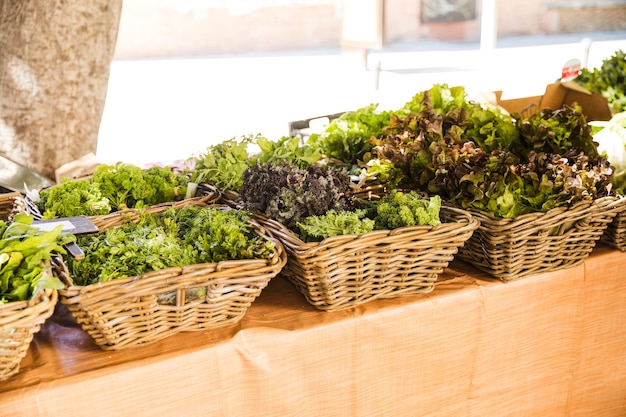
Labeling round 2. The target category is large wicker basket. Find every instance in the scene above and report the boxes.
[0,191,57,380]
[259,206,479,312]
[0,287,57,380]
[53,202,287,350]
[456,196,626,282]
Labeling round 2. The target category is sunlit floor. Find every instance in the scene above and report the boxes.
[95,31,626,167]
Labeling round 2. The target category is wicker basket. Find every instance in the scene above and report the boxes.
[0,287,57,380]
[0,191,57,380]
[600,199,626,251]
[259,206,479,312]
[456,196,626,282]
[0,191,27,221]
[54,202,287,350]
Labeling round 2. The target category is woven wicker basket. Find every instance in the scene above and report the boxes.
[0,191,57,380]
[456,196,626,282]
[0,191,27,221]
[259,206,479,312]
[54,202,287,350]
[0,287,57,380]
[600,199,626,251]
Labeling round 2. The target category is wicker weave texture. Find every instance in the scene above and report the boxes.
[55,202,287,350]
[260,206,479,312]
[0,192,26,221]
[601,208,626,251]
[0,191,55,380]
[0,286,57,380]
[457,196,626,282]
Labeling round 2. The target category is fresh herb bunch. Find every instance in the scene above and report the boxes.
[38,162,188,219]
[253,135,322,169]
[296,209,374,242]
[239,161,360,231]
[189,135,256,191]
[308,104,392,171]
[0,213,69,303]
[66,206,275,286]
[574,49,626,113]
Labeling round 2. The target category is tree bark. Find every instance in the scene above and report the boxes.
[0,0,122,182]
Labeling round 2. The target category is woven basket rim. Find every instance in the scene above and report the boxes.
[0,287,56,312]
[258,205,479,253]
[465,195,624,225]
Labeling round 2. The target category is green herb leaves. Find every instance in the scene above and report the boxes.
[0,213,66,303]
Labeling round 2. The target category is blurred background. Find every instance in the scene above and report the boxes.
[96,0,626,166]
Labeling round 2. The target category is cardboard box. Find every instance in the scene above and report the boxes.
[485,81,613,121]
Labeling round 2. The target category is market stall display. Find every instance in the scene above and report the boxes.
[52,200,287,350]
[0,202,70,379]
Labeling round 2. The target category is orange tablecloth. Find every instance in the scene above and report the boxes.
[1,245,625,416]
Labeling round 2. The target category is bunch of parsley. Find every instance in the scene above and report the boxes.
[38,162,189,219]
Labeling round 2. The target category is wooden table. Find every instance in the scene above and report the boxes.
[1,245,625,416]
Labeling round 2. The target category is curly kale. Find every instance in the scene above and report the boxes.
[37,162,189,219]
[38,178,111,219]
[240,161,360,231]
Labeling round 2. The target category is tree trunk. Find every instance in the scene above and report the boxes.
[0,0,122,182]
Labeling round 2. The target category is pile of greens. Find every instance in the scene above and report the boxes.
[189,135,256,192]
[38,162,189,219]
[295,191,442,242]
[239,161,359,231]
[574,49,626,113]
[0,213,69,303]
[308,104,393,173]
[65,206,275,286]
[363,84,613,218]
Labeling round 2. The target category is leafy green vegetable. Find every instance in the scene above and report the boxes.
[296,209,374,242]
[574,49,626,113]
[514,106,598,158]
[38,162,188,219]
[0,213,67,303]
[365,84,613,218]
[38,178,111,219]
[308,104,392,170]
[91,162,188,210]
[189,135,255,191]
[253,135,322,169]
[66,206,275,286]
[239,161,360,231]
[375,191,441,229]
